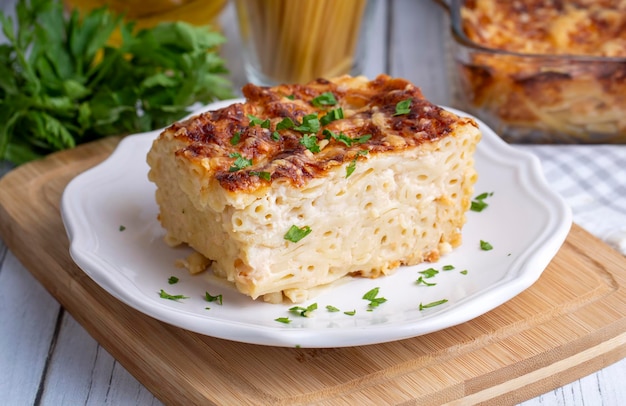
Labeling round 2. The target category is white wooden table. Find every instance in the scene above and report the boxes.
[2,1,626,404]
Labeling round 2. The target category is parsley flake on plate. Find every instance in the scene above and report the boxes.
[158,289,189,302]
[419,299,448,310]
[363,287,387,309]
[471,192,494,212]
[167,276,179,284]
[289,303,318,317]
[204,291,223,305]
[480,240,493,251]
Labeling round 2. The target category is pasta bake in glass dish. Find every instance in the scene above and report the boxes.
[442,0,626,144]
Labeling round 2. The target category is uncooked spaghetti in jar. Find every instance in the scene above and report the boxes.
[234,0,376,86]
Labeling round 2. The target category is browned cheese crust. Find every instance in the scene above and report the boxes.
[164,74,466,192]
[457,0,626,143]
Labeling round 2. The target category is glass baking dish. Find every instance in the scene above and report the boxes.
[437,0,626,144]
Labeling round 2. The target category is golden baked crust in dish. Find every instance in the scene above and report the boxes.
[147,74,481,303]
[456,0,626,143]
[461,0,626,57]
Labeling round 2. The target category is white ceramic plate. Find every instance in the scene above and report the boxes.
[61,99,572,348]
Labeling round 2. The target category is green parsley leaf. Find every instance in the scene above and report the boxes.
[394,98,412,116]
[284,225,312,243]
[293,114,320,133]
[460,270,468,275]
[275,317,291,324]
[362,287,387,309]
[346,150,368,178]
[286,94,295,100]
[320,107,344,126]
[480,240,493,251]
[276,117,295,131]
[419,267,439,278]
[168,276,179,284]
[442,265,455,271]
[271,131,281,141]
[323,129,371,147]
[416,276,436,286]
[300,134,321,153]
[326,305,340,312]
[247,114,270,128]
[311,92,337,107]
[419,299,448,310]
[228,152,252,172]
[471,192,494,212]
[289,303,318,317]
[249,171,271,181]
[204,291,223,305]
[119,225,126,232]
[229,131,241,145]
[344,310,356,316]
[159,289,189,301]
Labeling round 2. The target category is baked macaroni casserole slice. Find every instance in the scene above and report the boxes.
[147,74,481,303]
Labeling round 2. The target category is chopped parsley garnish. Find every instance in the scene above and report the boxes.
[320,107,344,126]
[168,276,179,284]
[158,289,189,301]
[286,94,295,100]
[344,310,356,316]
[284,225,312,243]
[311,92,337,107]
[394,98,412,116]
[480,240,493,251]
[119,225,126,232]
[346,150,368,178]
[419,299,448,310]
[363,287,387,309]
[275,317,291,324]
[229,131,241,145]
[323,129,371,147]
[300,134,321,153]
[228,152,252,172]
[249,171,271,181]
[326,305,340,312]
[442,265,455,271]
[276,117,295,131]
[419,267,439,278]
[471,192,493,212]
[293,114,320,133]
[416,276,436,286]
[271,131,281,141]
[289,303,318,317]
[204,291,223,305]
[460,270,468,275]
[247,114,270,128]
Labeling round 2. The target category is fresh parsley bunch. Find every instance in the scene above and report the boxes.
[0,0,233,165]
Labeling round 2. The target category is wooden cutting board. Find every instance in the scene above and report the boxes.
[1,136,626,406]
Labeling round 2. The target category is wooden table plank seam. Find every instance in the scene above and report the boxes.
[34,309,65,406]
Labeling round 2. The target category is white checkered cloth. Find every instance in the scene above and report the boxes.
[517,145,626,256]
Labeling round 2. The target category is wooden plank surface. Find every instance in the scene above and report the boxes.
[1,136,626,405]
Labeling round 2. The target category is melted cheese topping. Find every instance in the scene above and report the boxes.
[461,0,626,57]
[161,74,465,193]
